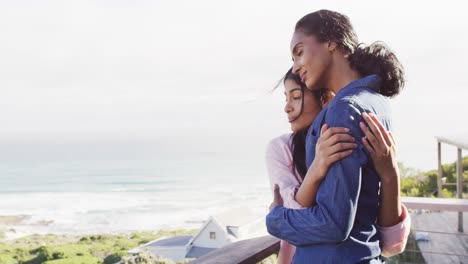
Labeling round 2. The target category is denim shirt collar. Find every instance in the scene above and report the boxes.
[308,74,382,138]
[332,74,382,102]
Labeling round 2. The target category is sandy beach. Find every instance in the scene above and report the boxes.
[0,215,31,226]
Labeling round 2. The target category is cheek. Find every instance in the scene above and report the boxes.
[292,114,314,132]
[290,100,302,114]
[306,47,329,70]
[304,46,320,65]
[302,98,321,119]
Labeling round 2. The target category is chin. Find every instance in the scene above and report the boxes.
[305,77,321,91]
[290,124,299,133]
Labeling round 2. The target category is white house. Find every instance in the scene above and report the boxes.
[128,207,268,262]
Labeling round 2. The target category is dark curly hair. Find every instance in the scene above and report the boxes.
[295,10,405,97]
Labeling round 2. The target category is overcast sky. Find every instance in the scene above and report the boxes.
[0,0,467,170]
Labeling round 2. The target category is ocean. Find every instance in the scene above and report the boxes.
[0,141,272,237]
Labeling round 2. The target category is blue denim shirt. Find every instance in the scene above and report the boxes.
[266,75,392,263]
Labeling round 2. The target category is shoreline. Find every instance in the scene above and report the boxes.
[0,224,198,242]
[0,213,201,242]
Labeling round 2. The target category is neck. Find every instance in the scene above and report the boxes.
[326,55,361,94]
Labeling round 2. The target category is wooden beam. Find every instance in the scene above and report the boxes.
[190,198,468,263]
[438,141,442,197]
[189,235,280,264]
[435,135,468,150]
[457,148,463,232]
[402,196,468,212]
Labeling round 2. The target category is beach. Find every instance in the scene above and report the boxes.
[0,147,271,242]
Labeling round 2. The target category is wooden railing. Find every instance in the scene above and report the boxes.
[189,235,280,264]
[188,197,468,264]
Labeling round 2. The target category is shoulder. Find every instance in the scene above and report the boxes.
[266,134,293,159]
[267,133,292,149]
[325,101,363,122]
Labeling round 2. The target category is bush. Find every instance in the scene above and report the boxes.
[121,249,174,264]
[43,255,101,264]
[400,156,468,197]
[32,244,93,262]
[103,250,128,264]
[0,254,16,264]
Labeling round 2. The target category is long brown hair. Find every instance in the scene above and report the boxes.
[280,68,332,180]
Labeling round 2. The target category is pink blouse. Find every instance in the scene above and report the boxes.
[266,134,411,260]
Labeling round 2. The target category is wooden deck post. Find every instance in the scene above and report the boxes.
[457,148,463,232]
[438,141,442,197]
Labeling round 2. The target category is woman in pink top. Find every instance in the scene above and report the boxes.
[267,68,410,263]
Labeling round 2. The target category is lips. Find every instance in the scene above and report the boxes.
[288,117,297,123]
[300,71,307,84]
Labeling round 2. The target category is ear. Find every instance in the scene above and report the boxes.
[327,41,337,52]
[320,90,335,107]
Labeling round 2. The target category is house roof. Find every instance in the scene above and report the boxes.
[146,235,193,247]
[187,207,261,245]
[128,235,192,254]
[186,246,217,258]
[187,216,221,246]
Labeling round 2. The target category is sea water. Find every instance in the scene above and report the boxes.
[0,141,272,236]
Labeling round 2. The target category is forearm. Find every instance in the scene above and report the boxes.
[378,169,402,227]
[379,204,411,257]
[266,103,368,246]
[266,159,363,246]
[295,162,322,207]
[277,240,295,264]
[266,205,348,246]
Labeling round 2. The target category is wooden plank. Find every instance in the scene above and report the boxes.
[402,197,468,212]
[438,141,442,197]
[188,235,280,264]
[411,211,468,263]
[458,148,464,232]
[436,135,468,150]
[442,183,459,186]
[190,198,468,263]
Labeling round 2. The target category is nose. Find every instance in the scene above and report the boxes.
[292,60,301,75]
[284,100,293,114]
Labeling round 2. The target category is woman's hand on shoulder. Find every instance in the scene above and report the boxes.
[360,112,398,183]
[310,124,357,180]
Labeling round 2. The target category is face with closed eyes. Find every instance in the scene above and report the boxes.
[290,31,334,91]
[284,78,322,132]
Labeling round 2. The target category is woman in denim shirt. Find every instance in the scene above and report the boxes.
[266,10,405,263]
[267,69,410,264]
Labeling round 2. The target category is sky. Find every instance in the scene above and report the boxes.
[0,0,467,171]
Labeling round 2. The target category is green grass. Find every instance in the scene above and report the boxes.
[0,229,197,264]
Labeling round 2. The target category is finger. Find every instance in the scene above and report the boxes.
[388,131,396,146]
[326,142,357,156]
[321,126,350,141]
[325,133,356,149]
[359,121,379,150]
[362,112,386,149]
[362,136,376,155]
[273,184,279,195]
[320,124,328,138]
[368,113,392,147]
[328,150,353,164]
[274,184,280,193]
[273,185,283,201]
